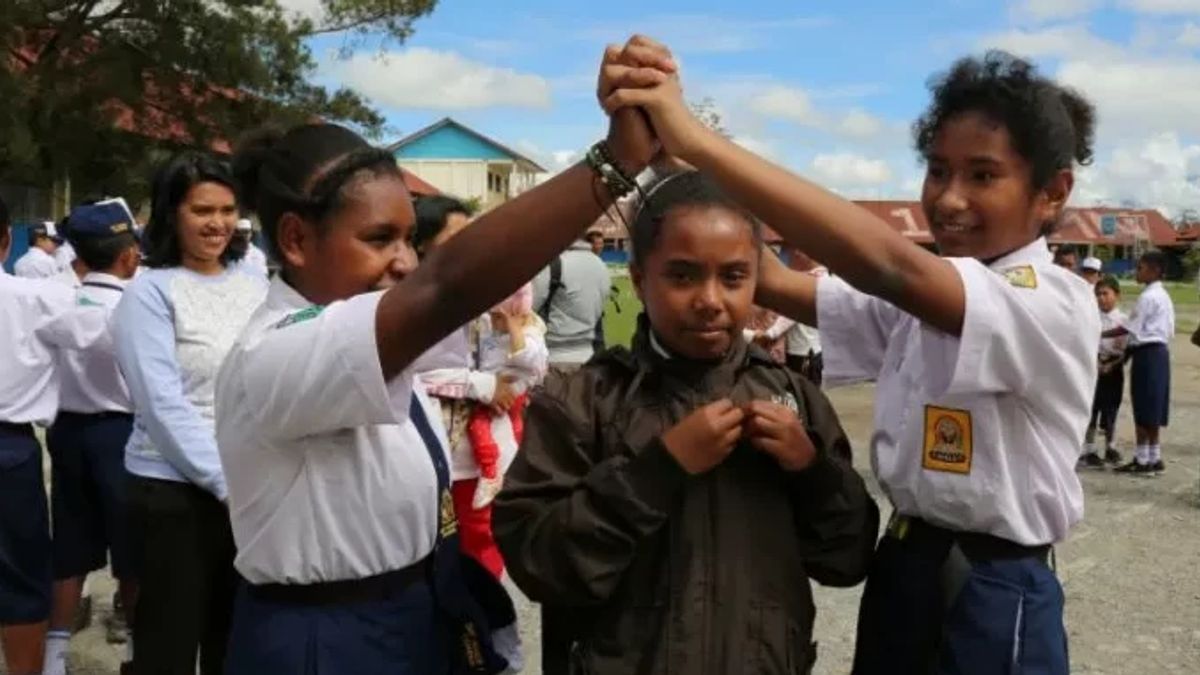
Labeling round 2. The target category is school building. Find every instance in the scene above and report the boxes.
[846,202,1187,277]
[388,118,545,212]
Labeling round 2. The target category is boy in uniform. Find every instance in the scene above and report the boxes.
[1110,251,1175,476]
[0,198,109,675]
[42,200,142,675]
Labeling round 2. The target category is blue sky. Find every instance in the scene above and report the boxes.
[288,0,1200,214]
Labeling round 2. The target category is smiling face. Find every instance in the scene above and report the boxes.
[277,172,417,305]
[176,181,238,274]
[631,206,758,361]
[921,110,1071,260]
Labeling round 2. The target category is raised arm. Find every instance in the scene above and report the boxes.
[604,41,966,336]
[376,42,675,378]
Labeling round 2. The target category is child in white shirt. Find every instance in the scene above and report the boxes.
[1082,276,1127,467]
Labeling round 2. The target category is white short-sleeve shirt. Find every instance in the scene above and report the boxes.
[817,238,1098,545]
[216,277,445,584]
[1125,281,1175,347]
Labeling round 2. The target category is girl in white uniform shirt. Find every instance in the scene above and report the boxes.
[214,53,667,673]
[604,41,1098,674]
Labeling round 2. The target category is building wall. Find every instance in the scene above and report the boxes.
[397,160,488,202]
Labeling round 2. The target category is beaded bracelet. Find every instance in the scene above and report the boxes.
[585,141,638,200]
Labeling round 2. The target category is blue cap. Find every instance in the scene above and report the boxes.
[65,198,138,242]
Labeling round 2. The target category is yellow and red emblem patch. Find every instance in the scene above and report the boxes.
[922,406,973,475]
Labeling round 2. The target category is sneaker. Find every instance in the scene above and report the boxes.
[1114,459,1147,474]
[1077,452,1106,470]
[1104,448,1123,465]
[1148,460,1165,476]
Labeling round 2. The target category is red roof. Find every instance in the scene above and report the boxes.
[402,169,439,196]
[853,201,1179,247]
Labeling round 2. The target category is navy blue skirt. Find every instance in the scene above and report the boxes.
[1130,343,1170,427]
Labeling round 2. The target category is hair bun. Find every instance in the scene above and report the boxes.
[232,127,285,213]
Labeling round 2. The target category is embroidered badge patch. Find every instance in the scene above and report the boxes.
[273,305,324,330]
[771,393,801,415]
[439,489,459,538]
[1001,265,1038,289]
[922,406,973,475]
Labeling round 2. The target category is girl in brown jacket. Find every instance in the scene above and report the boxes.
[494,171,879,674]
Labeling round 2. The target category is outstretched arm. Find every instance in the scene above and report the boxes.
[377,39,676,378]
[603,38,966,335]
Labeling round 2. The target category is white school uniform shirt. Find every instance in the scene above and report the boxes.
[55,242,76,269]
[0,269,111,425]
[14,246,61,279]
[1125,281,1175,347]
[216,276,446,585]
[58,273,132,414]
[816,237,1098,546]
[1098,308,1128,362]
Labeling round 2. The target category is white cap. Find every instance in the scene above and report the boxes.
[1081,256,1102,272]
[236,218,253,232]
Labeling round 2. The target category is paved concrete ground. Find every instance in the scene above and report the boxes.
[7,335,1198,674]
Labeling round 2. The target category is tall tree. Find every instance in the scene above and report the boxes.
[0,0,436,208]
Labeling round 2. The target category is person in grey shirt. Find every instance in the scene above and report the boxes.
[531,230,611,373]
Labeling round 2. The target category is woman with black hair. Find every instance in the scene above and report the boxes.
[212,45,672,674]
[604,39,1099,674]
[111,152,267,675]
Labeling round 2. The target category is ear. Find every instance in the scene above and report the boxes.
[1037,169,1074,226]
[0,230,9,264]
[119,246,141,278]
[629,262,646,303]
[275,212,314,269]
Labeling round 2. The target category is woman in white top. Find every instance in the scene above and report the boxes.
[112,153,267,675]
[214,51,666,674]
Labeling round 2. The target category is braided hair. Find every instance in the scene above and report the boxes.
[232,123,403,262]
[629,170,762,265]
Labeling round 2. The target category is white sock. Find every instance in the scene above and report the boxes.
[1135,445,1150,464]
[44,630,71,675]
[1149,444,1162,463]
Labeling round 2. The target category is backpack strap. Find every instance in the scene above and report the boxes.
[537,256,563,321]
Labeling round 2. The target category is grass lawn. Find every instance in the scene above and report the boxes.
[600,270,1199,348]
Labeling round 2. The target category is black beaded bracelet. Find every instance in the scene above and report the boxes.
[585,141,638,200]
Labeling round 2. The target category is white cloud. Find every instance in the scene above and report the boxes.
[748,86,824,126]
[809,153,894,188]
[1057,60,1200,136]
[1010,0,1102,23]
[837,109,885,139]
[1177,21,1200,46]
[1118,0,1200,14]
[275,0,325,21]
[1073,133,1200,216]
[330,48,551,110]
[982,24,1129,61]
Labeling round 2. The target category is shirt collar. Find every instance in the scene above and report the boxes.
[983,237,1052,271]
[82,272,127,288]
[269,274,315,311]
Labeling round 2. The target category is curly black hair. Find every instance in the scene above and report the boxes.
[914,50,1096,188]
[630,171,762,265]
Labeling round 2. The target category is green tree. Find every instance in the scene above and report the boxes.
[0,0,437,209]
